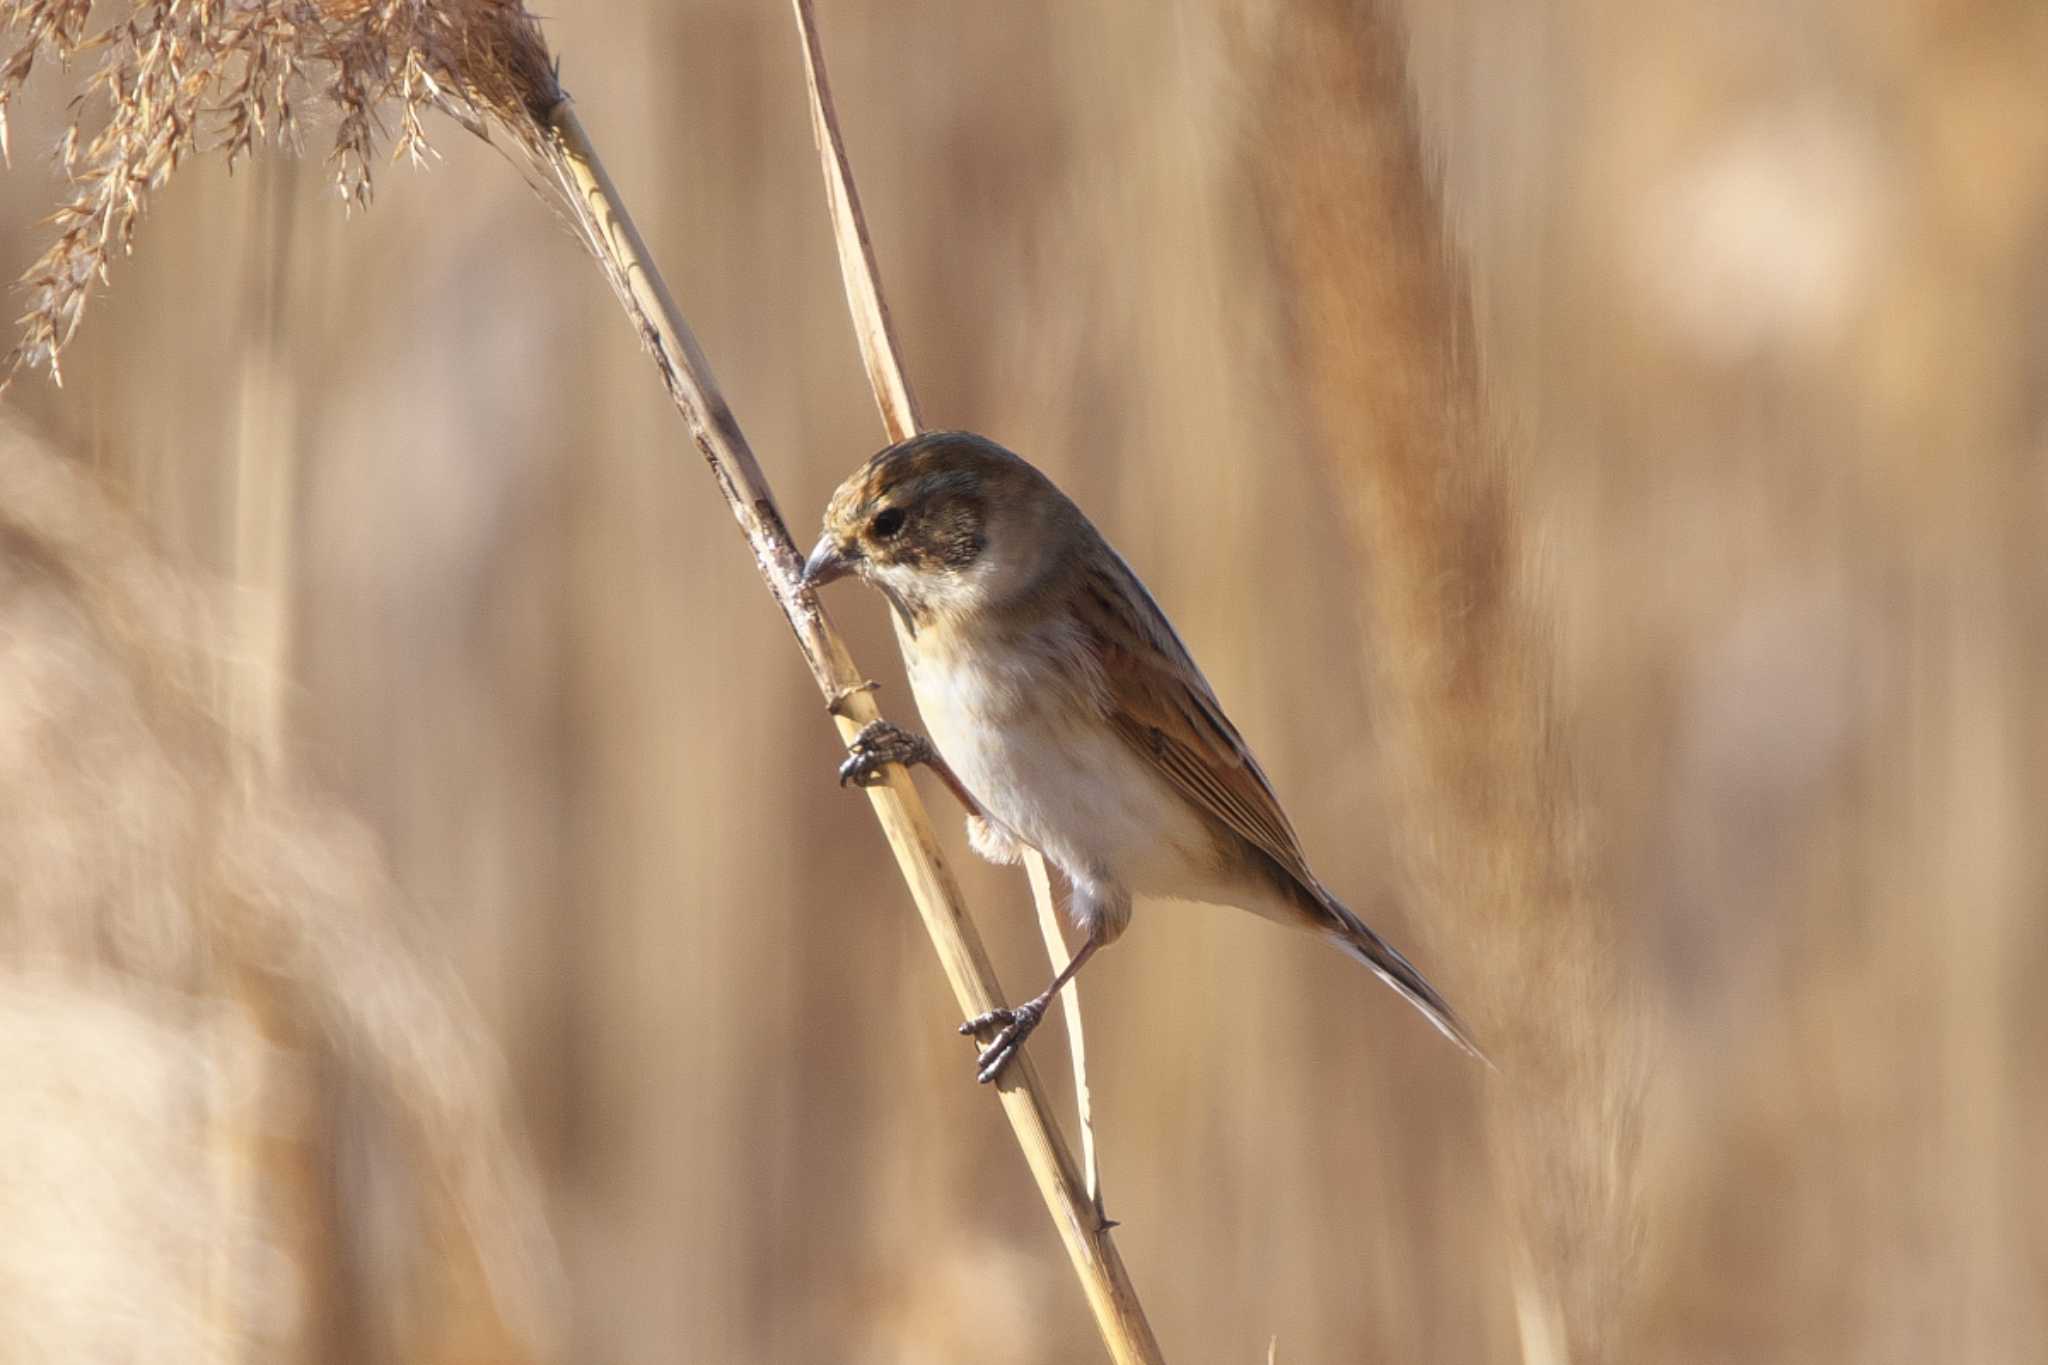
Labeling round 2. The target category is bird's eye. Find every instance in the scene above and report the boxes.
[870,507,906,539]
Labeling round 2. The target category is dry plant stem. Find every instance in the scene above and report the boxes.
[787,0,1107,1212]
[541,98,1164,1365]
[791,0,918,445]
[1025,854,1102,1212]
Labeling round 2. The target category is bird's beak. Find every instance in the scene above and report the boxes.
[801,534,857,590]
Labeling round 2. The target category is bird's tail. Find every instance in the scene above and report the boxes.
[1318,892,1490,1066]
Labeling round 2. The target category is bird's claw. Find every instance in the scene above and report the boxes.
[958,997,1046,1084]
[838,719,936,788]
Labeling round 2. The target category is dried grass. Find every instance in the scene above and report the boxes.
[1239,2,1642,1360]
[0,416,561,1358]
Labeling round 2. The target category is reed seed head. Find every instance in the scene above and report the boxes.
[0,0,564,384]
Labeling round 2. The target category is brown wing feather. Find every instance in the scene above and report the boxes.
[1072,552,1322,898]
[1068,540,1488,1062]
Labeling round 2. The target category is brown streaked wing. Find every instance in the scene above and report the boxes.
[1074,550,1323,898]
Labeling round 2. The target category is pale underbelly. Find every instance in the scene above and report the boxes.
[912,671,1227,901]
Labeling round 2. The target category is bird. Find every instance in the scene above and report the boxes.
[801,430,1483,1083]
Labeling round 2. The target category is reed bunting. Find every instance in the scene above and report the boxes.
[803,431,1482,1082]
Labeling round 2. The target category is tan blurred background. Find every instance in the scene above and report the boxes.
[2,0,2045,1361]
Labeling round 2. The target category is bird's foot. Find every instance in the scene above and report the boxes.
[958,996,1047,1084]
[838,719,936,788]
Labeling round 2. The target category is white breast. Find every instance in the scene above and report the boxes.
[904,624,1220,899]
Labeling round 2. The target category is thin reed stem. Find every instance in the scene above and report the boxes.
[1023,851,1103,1214]
[541,96,1165,1365]
[786,0,1112,1220]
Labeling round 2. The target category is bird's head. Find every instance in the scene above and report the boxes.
[802,430,1073,632]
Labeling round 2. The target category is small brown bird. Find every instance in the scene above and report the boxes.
[803,431,1481,1082]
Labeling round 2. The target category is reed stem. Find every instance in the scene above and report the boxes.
[542,95,1165,1365]
[786,0,1111,1223]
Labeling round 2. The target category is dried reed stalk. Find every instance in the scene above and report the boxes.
[786,0,1110,1221]
[541,99,1165,1365]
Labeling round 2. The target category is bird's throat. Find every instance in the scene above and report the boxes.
[876,578,919,638]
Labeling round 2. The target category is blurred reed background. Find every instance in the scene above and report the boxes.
[2,0,2044,1361]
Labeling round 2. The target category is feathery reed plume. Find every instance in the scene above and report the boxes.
[0,0,560,382]
[0,417,562,1358]
[1241,3,1644,1361]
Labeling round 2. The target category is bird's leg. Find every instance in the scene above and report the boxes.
[959,935,1101,1085]
[836,718,987,816]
